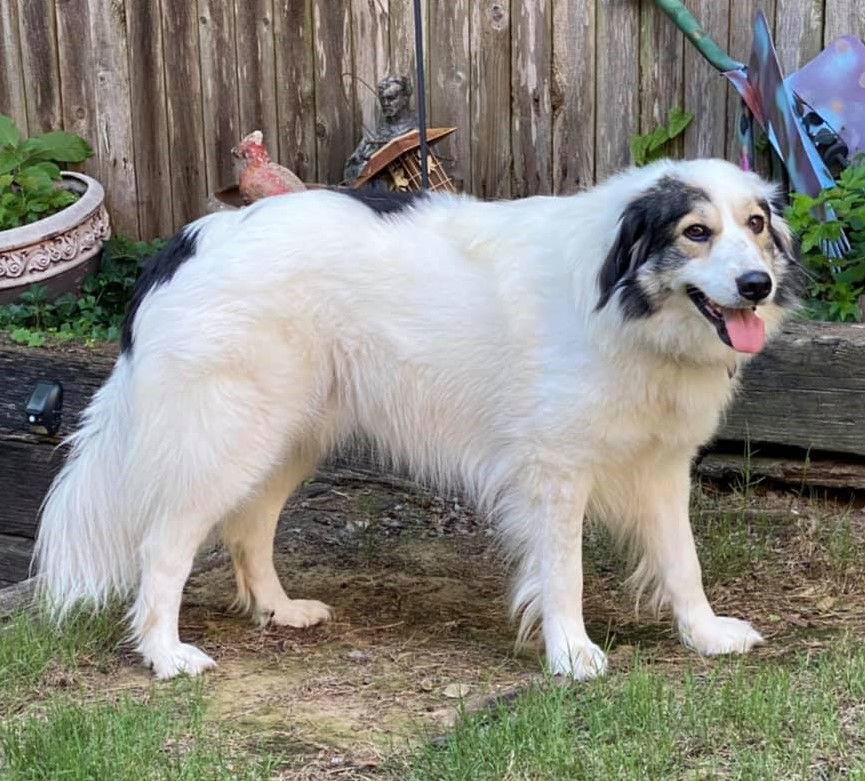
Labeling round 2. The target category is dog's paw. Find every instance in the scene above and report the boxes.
[261,598,333,629]
[546,640,608,680]
[145,643,217,680]
[680,615,764,656]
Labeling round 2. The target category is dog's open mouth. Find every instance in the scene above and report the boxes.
[686,287,766,354]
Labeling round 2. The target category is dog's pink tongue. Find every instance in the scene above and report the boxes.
[723,308,766,354]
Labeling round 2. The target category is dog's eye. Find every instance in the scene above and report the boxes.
[748,215,765,234]
[683,224,711,242]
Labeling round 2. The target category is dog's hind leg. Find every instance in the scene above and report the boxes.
[222,450,332,629]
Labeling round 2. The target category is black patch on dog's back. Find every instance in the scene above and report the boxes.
[597,176,709,317]
[342,187,428,215]
[121,229,198,353]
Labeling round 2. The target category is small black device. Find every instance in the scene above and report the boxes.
[25,380,64,436]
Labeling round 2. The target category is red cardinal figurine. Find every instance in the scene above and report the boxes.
[231,130,305,204]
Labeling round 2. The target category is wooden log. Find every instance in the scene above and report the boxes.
[0,576,39,615]
[428,0,471,191]
[551,0,594,194]
[719,321,865,456]
[0,534,34,588]
[697,453,865,491]
[470,0,512,199]
[512,0,553,197]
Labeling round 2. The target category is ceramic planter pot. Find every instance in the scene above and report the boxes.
[0,172,111,304]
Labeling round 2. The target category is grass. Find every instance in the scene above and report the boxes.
[0,681,277,780]
[400,643,865,780]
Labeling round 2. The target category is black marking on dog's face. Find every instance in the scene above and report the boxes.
[342,187,427,215]
[121,229,199,353]
[596,176,710,317]
[759,197,805,309]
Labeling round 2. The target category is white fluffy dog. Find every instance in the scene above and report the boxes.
[35,158,800,679]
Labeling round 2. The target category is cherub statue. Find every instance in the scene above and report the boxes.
[343,75,417,183]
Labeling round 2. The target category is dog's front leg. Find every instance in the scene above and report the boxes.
[639,459,764,656]
[513,472,607,680]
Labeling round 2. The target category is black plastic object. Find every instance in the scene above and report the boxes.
[25,380,63,436]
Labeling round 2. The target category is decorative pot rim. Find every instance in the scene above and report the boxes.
[0,171,105,251]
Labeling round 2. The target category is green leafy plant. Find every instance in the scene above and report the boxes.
[0,236,164,345]
[785,160,865,322]
[0,115,93,231]
[630,107,694,166]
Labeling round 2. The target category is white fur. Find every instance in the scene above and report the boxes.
[34,159,789,679]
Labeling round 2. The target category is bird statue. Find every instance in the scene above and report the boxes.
[231,130,305,204]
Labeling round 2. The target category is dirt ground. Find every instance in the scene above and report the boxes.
[72,466,865,779]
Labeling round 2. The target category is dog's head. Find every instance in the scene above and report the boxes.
[596,159,802,361]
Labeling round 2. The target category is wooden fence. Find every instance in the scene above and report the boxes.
[1,0,863,239]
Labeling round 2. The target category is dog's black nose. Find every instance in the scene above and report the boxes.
[736,271,772,302]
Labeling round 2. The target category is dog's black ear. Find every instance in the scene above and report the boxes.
[596,197,653,311]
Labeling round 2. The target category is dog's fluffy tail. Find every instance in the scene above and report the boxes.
[34,355,138,614]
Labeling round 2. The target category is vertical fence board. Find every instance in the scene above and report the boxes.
[198,0,241,193]
[351,0,389,140]
[471,0,512,198]
[128,0,173,238]
[89,0,138,236]
[0,2,28,132]
[512,0,552,196]
[235,0,279,153]
[682,0,729,158]
[18,0,62,134]
[274,0,316,181]
[595,0,639,178]
[161,0,207,228]
[55,0,97,184]
[312,1,354,184]
[428,0,471,189]
[639,0,684,154]
[389,0,428,101]
[823,0,864,41]
[775,0,823,73]
[551,0,594,193]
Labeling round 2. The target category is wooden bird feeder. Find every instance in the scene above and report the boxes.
[351,128,457,193]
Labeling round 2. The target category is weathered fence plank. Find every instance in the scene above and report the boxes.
[595,0,639,179]
[639,0,684,151]
[235,0,280,161]
[351,0,390,140]
[551,0,594,194]
[88,0,139,237]
[512,0,553,197]
[274,0,317,182]
[198,0,242,193]
[312,1,355,184]
[0,2,28,133]
[775,0,824,73]
[471,0,512,198]
[682,0,729,159]
[17,0,62,135]
[128,0,174,238]
[389,0,428,99]
[161,1,209,228]
[428,0,471,190]
[823,0,864,43]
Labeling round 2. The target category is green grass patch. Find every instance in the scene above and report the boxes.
[0,607,125,712]
[401,643,865,780]
[0,680,277,780]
